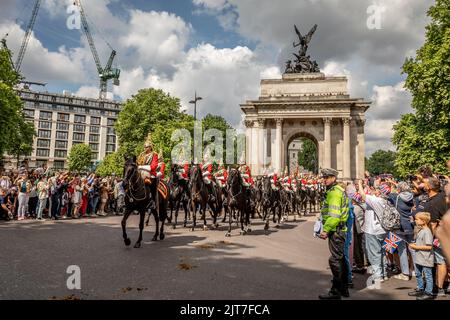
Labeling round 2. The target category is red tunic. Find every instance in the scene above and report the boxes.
[200,163,213,180]
[157,162,165,179]
[181,163,190,180]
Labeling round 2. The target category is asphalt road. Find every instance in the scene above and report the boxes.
[0,213,448,300]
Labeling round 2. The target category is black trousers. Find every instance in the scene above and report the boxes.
[328,228,348,292]
[28,196,38,217]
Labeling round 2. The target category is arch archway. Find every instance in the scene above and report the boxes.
[285,132,319,175]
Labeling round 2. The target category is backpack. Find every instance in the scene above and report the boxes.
[375,197,401,231]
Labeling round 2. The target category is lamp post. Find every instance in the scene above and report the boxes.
[189,91,202,120]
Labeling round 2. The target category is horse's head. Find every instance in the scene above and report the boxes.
[122,156,138,189]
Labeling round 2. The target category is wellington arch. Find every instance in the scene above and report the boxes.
[241,72,370,181]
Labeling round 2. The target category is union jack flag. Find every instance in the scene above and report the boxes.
[382,232,402,254]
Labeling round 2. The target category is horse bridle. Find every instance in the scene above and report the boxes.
[124,163,148,202]
[228,170,243,200]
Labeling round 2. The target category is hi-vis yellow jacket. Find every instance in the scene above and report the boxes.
[321,184,349,233]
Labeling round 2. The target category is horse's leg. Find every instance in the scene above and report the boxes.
[159,199,166,240]
[134,209,146,248]
[191,201,197,231]
[121,208,132,246]
[226,207,232,237]
[183,200,189,228]
[152,208,160,241]
[202,202,208,231]
[145,208,151,226]
[173,199,180,229]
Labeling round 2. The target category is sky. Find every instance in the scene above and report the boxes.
[0,0,433,156]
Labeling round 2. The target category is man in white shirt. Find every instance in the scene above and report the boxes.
[358,181,388,282]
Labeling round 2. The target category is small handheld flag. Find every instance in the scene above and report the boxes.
[382,232,402,254]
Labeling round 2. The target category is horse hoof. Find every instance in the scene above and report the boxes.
[134,242,141,248]
[225,232,231,237]
[275,224,280,229]
[124,238,131,246]
[215,223,219,229]
[240,230,247,235]
[151,236,158,241]
[159,233,165,240]
[247,228,252,233]
[203,225,208,231]
[145,223,149,227]
[172,224,177,229]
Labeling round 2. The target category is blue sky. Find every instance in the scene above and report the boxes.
[0,0,434,155]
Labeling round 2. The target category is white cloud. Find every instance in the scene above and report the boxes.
[192,0,229,10]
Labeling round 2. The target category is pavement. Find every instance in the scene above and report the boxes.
[0,213,448,300]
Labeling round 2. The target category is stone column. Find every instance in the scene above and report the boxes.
[275,118,283,174]
[257,119,265,175]
[323,117,332,169]
[356,119,366,179]
[244,120,253,166]
[342,117,352,180]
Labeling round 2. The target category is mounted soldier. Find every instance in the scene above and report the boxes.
[214,164,228,190]
[137,134,159,185]
[239,163,253,188]
[137,134,159,209]
[269,171,279,191]
[200,152,216,202]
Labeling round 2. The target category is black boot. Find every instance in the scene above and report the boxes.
[318,289,341,300]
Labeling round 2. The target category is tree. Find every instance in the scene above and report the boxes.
[115,88,188,157]
[96,151,125,177]
[68,144,92,172]
[366,150,398,176]
[297,138,317,173]
[201,113,234,165]
[393,0,450,176]
[0,40,35,162]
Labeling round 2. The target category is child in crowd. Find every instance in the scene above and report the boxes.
[408,212,435,300]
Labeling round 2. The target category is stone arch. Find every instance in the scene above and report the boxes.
[283,131,320,175]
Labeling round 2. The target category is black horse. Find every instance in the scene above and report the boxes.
[261,176,281,233]
[225,168,250,237]
[168,164,190,229]
[121,156,168,248]
[189,165,219,231]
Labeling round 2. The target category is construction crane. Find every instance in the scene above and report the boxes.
[74,0,120,100]
[15,0,41,73]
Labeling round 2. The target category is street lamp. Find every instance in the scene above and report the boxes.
[189,91,203,120]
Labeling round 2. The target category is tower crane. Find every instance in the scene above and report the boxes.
[15,0,41,73]
[74,0,120,100]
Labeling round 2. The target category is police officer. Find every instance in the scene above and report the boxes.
[318,168,350,300]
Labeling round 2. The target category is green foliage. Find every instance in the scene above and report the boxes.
[115,88,188,157]
[297,138,318,173]
[0,43,35,162]
[68,144,92,172]
[366,150,398,176]
[201,113,235,165]
[393,0,450,176]
[96,150,125,177]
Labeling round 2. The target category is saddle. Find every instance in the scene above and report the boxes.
[158,181,169,200]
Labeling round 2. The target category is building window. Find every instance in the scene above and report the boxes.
[38,121,52,129]
[54,150,67,158]
[74,115,86,123]
[57,113,69,122]
[106,135,116,144]
[107,118,115,126]
[37,139,50,148]
[53,161,65,169]
[91,152,98,160]
[89,143,99,151]
[73,124,86,132]
[90,117,101,125]
[73,133,85,142]
[55,140,68,149]
[35,160,47,167]
[36,149,50,157]
[107,127,115,135]
[90,126,100,133]
[89,134,99,142]
[56,122,69,131]
[56,131,68,140]
[39,111,52,120]
[38,130,51,138]
[106,144,115,152]
[24,109,35,118]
